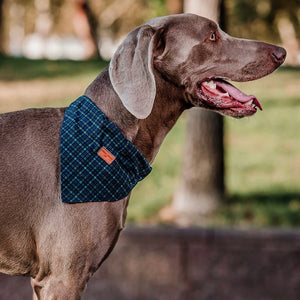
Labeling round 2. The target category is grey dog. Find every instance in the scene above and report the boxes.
[0,14,286,299]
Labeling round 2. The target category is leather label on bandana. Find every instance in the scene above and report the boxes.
[97,147,116,165]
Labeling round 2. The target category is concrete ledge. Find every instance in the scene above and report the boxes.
[1,226,300,299]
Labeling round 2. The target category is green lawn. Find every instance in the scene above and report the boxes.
[1,56,299,227]
[0,55,107,81]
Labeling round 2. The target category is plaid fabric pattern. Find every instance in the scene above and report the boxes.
[60,96,152,203]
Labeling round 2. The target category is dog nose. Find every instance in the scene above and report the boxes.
[272,47,287,64]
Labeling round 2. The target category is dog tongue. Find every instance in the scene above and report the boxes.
[216,80,263,110]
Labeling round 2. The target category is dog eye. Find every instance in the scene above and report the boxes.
[210,32,216,41]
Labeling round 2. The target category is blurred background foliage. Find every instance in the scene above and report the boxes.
[0,0,300,63]
[0,0,300,228]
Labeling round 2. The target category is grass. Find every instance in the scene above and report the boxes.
[0,55,108,81]
[1,56,299,227]
[0,55,105,111]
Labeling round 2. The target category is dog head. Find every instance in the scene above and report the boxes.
[109,13,286,119]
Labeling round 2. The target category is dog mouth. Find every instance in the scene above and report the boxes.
[196,78,262,117]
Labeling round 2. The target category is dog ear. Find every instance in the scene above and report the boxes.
[109,25,156,119]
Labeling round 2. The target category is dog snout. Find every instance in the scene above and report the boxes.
[272,46,287,65]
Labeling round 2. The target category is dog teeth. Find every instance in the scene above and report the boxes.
[204,81,216,89]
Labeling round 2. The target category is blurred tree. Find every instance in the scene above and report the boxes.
[227,0,300,65]
[81,0,100,57]
[8,0,25,56]
[277,15,298,65]
[73,0,100,58]
[171,0,225,225]
[34,0,52,37]
[1,0,299,61]
[0,0,167,58]
[166,0,183,14]
[0,0,3,54]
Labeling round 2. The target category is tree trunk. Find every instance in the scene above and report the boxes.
[34,0,52,37]
[184,0,220,20]
[276,16,298,66]
[166,0,183,15]
[8,2,25,56]
[80,0,101,58]
[0,0,3,54]
[72,0,100,59]
[172,0,224,225]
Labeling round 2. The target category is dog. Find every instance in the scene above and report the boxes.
[0,14,286,299]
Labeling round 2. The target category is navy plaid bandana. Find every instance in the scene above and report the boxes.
[60,96,152,203]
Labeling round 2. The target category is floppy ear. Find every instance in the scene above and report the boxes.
[109,25,156,119]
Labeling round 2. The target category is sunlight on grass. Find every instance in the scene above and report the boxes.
[226,69,300,196]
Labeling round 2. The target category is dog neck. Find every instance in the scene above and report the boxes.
[85,67,185,164]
